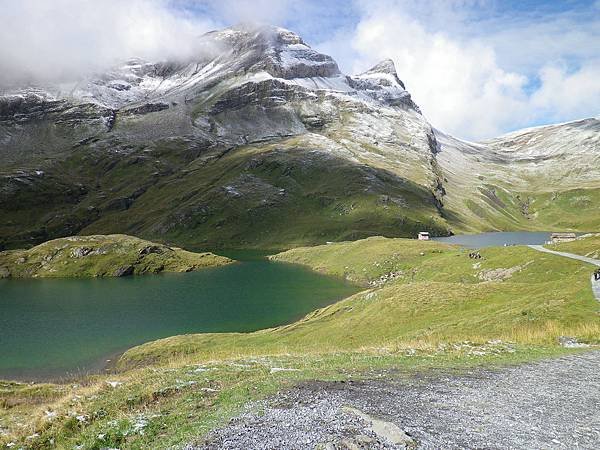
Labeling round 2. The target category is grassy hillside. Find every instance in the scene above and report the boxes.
[1,237,598,448]
[122,238,599,368]
[2,132,599,252]
[546,233,600,259]
[0,346,568,450]
[0,234,231,278]
[0,137,450,251]
[442,184,600,235]
[269,236,455,285]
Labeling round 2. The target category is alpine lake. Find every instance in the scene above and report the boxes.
[0,232,565,380]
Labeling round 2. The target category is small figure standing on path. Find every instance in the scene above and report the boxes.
[594,268,600,281]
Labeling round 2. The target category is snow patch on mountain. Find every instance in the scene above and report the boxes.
[0,24,420,117]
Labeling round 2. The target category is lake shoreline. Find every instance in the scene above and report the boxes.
[0,259,358,381]
[3,231,595,382]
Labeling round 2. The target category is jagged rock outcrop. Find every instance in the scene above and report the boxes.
[348,59,419,110]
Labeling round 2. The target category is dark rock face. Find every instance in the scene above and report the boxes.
[214,24,341,81]
[0,92,113,127]
[113,265,134,277]
[105,197,135,212]
[123,103,170,116]
[211,79,305,114]
[262,47,340,80]
[302,116,326,129]
[139,245,164,256]
[104,186,149,212]
[108,82,131,91]
[0,93,67,122]
[71,247,93,258]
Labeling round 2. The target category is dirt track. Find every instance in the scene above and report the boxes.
[193,351,600,449]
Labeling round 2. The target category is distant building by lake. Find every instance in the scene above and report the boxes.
[550,232,577,244]
[418,232,430,241]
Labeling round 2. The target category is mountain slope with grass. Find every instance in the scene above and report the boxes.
[0,24,448,250]
[0,234,231,278]
[1,24,598,250]
[124,237,597,368]
[435,120,600,232]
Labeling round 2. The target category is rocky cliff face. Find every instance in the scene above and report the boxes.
[0,24,423,146]
[0,24,598,249]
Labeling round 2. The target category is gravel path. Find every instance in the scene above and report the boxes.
[529,245,600,300]
[528,245,600,267]
[192,352,600,449]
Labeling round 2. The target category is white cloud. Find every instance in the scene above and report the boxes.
[347,7,529,139]
[0,0,598,139]
[0,0,217,86]
[480,12,600,75]
[0,0,312,86]
[532,62,600,122]
[324,0,600,139]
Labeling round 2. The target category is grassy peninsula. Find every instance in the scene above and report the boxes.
[0,234,232,278]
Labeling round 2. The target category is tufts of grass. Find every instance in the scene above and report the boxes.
[0,346,576,449]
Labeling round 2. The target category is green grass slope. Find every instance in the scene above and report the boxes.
[269,236,455,285]
[0,137,450,251]
[121,238,599,369]
[546,233,600,259]
[443,184,600,235]
[2,130,599,251]
[0,234,231,278]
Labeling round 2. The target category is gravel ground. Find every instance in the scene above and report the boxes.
[190,351,600,449]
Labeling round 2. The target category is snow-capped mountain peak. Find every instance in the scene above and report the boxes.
[358,59,406,89]
[2,23,421,115]
[201,23,341,80]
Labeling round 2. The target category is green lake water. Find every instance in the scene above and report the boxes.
[0,256,358,380]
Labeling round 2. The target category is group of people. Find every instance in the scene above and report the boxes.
[594,268,600,281]
[469,251,482,259]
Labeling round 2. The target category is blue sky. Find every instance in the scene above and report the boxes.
[2,0,599,139]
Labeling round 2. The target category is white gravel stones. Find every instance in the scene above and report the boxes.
[191,352,600,449]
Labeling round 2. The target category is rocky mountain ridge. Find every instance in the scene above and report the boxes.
[1,24,419,127]
[0,24,598,249]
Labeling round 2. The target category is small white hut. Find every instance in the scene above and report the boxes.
[418,231,430,241]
